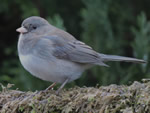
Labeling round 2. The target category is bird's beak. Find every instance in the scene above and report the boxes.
[16,27,28,34]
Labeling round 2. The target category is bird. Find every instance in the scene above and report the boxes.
[16,16,146,94]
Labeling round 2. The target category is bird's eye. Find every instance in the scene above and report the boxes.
[33,26,37,29]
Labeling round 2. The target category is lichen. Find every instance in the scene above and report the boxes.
[0,79,150,113]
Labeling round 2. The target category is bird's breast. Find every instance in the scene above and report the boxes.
[18,54,85,83]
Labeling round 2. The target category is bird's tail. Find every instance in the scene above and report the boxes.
[99,53,146,64]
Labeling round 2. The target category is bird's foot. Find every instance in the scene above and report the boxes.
[55,79,69,95]
[44,82,56,93]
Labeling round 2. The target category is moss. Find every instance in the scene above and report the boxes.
[0,79,150,113]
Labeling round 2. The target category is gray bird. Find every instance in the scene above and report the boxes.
[16,16,146,93]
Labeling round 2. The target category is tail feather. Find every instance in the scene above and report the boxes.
[99,53,146,64]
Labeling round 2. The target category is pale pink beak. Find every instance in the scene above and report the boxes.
[16,27,28,33]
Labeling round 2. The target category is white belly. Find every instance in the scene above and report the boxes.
[19,54,84,83]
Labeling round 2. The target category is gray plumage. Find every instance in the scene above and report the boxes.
[17,16,146,93]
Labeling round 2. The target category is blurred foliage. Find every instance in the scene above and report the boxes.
[80,0,150,86]
[0,0,150,91]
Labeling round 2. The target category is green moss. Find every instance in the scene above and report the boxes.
[0,79,150,113]
[19,106,25,112]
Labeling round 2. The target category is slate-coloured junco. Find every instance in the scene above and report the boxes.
[16,16,146,93]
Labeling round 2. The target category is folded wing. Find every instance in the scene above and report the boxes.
[33,36,108,66]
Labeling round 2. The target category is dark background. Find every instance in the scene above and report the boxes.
[0,0,150,91]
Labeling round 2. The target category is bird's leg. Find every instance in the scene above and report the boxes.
[34,82,56,95]
[45,82,56,91]
[56,78,69,95]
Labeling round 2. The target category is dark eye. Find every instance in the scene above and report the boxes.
[33,26,37,29]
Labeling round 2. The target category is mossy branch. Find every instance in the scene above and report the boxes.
[0,79,150,113]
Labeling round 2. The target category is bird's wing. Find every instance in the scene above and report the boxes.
[33,35,108,66]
